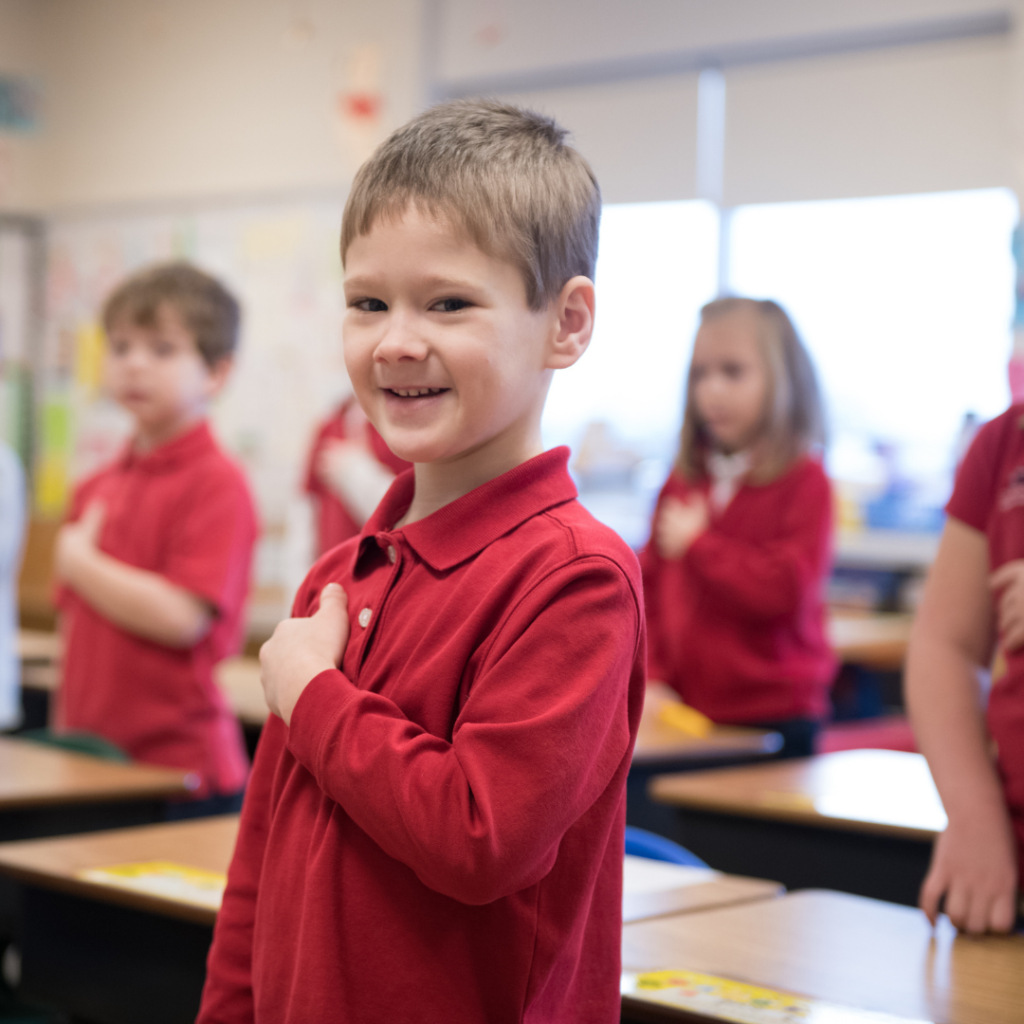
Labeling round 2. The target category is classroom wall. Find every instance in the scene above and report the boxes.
[30,0,423,210]
[0,0,44,211]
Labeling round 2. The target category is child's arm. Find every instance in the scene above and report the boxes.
[681,466,831,620]
[260,560,642,905]
[905,517,1018,934]
[56,503,212,648]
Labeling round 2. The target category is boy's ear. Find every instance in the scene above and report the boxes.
[546,276,595,370]
[205,357,234,398]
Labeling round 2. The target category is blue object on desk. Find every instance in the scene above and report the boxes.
[625,825,708,866]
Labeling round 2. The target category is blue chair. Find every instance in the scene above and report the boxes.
[625,825,708,867]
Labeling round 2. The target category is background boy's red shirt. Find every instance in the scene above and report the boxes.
[641,456,836,723]
[303,397,412,555]
[199,447,646,1024]
[946,403,1024,875]
[56,421,257,798]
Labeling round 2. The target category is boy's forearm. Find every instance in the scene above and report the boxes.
[60,546,211,648]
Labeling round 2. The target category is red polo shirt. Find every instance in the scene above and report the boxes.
[199,447,645,1024]
[304,399,412,556]
[56,421,256,798]
[641,456,836,723]
[947,404,1024,874]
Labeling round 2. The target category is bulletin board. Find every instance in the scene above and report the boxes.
[38,197,352,602]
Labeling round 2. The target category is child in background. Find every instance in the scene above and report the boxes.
[0,442,25,730]
[641,297,835,757]
[304,394,411,556]
[54,263,258,817]
[199,101,645,1024]
[905,406,1024,934]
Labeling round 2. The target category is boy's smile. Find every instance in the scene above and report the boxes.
[343,206,567,513]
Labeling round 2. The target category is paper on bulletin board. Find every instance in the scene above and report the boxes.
[620,970,932,1024]
[77,860,226,911]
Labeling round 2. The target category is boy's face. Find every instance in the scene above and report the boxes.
[105,304,228,448]
[343,206,558,476]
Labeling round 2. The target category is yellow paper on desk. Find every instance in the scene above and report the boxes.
[658,701,714,737]
[621,970,931,1023]
[76,861,226,911]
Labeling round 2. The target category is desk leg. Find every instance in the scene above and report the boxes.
[18,888,210,1024]
[671,810,932,906]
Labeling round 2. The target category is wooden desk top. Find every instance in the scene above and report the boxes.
[0,736,188,809]
[650,749,946,841]
[622,889,1024,1024]
[0,818,777,930]
[214,657,268,727]
[633,686,782,766]
[827,610,913,670]
[16,629,61,665]
[622,855,782,923]
[0,815,239,926]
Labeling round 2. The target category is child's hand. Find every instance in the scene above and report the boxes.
[990,560,1024,651]
[919,812,1018,933]
[316,438,362,489]
[260,583,350,726]
[654,495,709,560]
[55,502,105,583]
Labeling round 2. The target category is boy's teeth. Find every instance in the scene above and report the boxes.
[393,387,443,397]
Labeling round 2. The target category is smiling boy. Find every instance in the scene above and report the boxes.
[54,263,256,815]
[199,102,646,1023]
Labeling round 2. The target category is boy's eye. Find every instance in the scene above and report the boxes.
[432,297,469,313]
[354,298,388,313]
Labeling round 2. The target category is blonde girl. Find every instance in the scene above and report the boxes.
[641,297,835,757]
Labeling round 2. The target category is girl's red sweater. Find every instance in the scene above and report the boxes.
[640,456,837,723]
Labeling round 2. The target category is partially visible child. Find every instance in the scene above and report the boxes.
[53,263,258,817]
[199,101,645,1023]
[905,405,1024,934]
[0,442,25,730]
[304,394,411,556]
[641,297,835,757]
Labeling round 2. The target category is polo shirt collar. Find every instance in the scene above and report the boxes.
[356,446,578,572]
[119,420,216,474]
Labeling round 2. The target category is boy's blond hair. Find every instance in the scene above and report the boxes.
[677,297,826,484]
[103,262,241,369]
[341,100,601,310]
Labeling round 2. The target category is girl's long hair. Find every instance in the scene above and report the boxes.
[676,297,826,484]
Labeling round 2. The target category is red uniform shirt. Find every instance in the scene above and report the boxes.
[946,403,1024,873]
[641,456,836,723]
[56,422,257,798]
[199,448,645,1024]
[304,398,412,556]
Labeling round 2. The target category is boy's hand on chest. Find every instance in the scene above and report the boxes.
[260,583,350,725]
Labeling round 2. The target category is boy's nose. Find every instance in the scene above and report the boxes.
[373,315,429,363]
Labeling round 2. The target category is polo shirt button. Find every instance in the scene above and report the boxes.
[358,607,372,628]
[387,545,397,564]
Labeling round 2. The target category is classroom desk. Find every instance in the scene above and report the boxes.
[650,749,944,906]
[0,735,188,841]
[0,816,237,1024]
[620,889,1024,1024]
[827,609,913,670]
[622,854,782,924]
[0,817,780,1024]
[16,629,60,666]
[630,686,782,839]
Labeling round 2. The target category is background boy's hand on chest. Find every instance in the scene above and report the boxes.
[55,502,106,584]
[990,559,1024,651]
[259,583,350,725]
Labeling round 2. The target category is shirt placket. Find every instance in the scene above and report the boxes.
[345,532,405,678]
